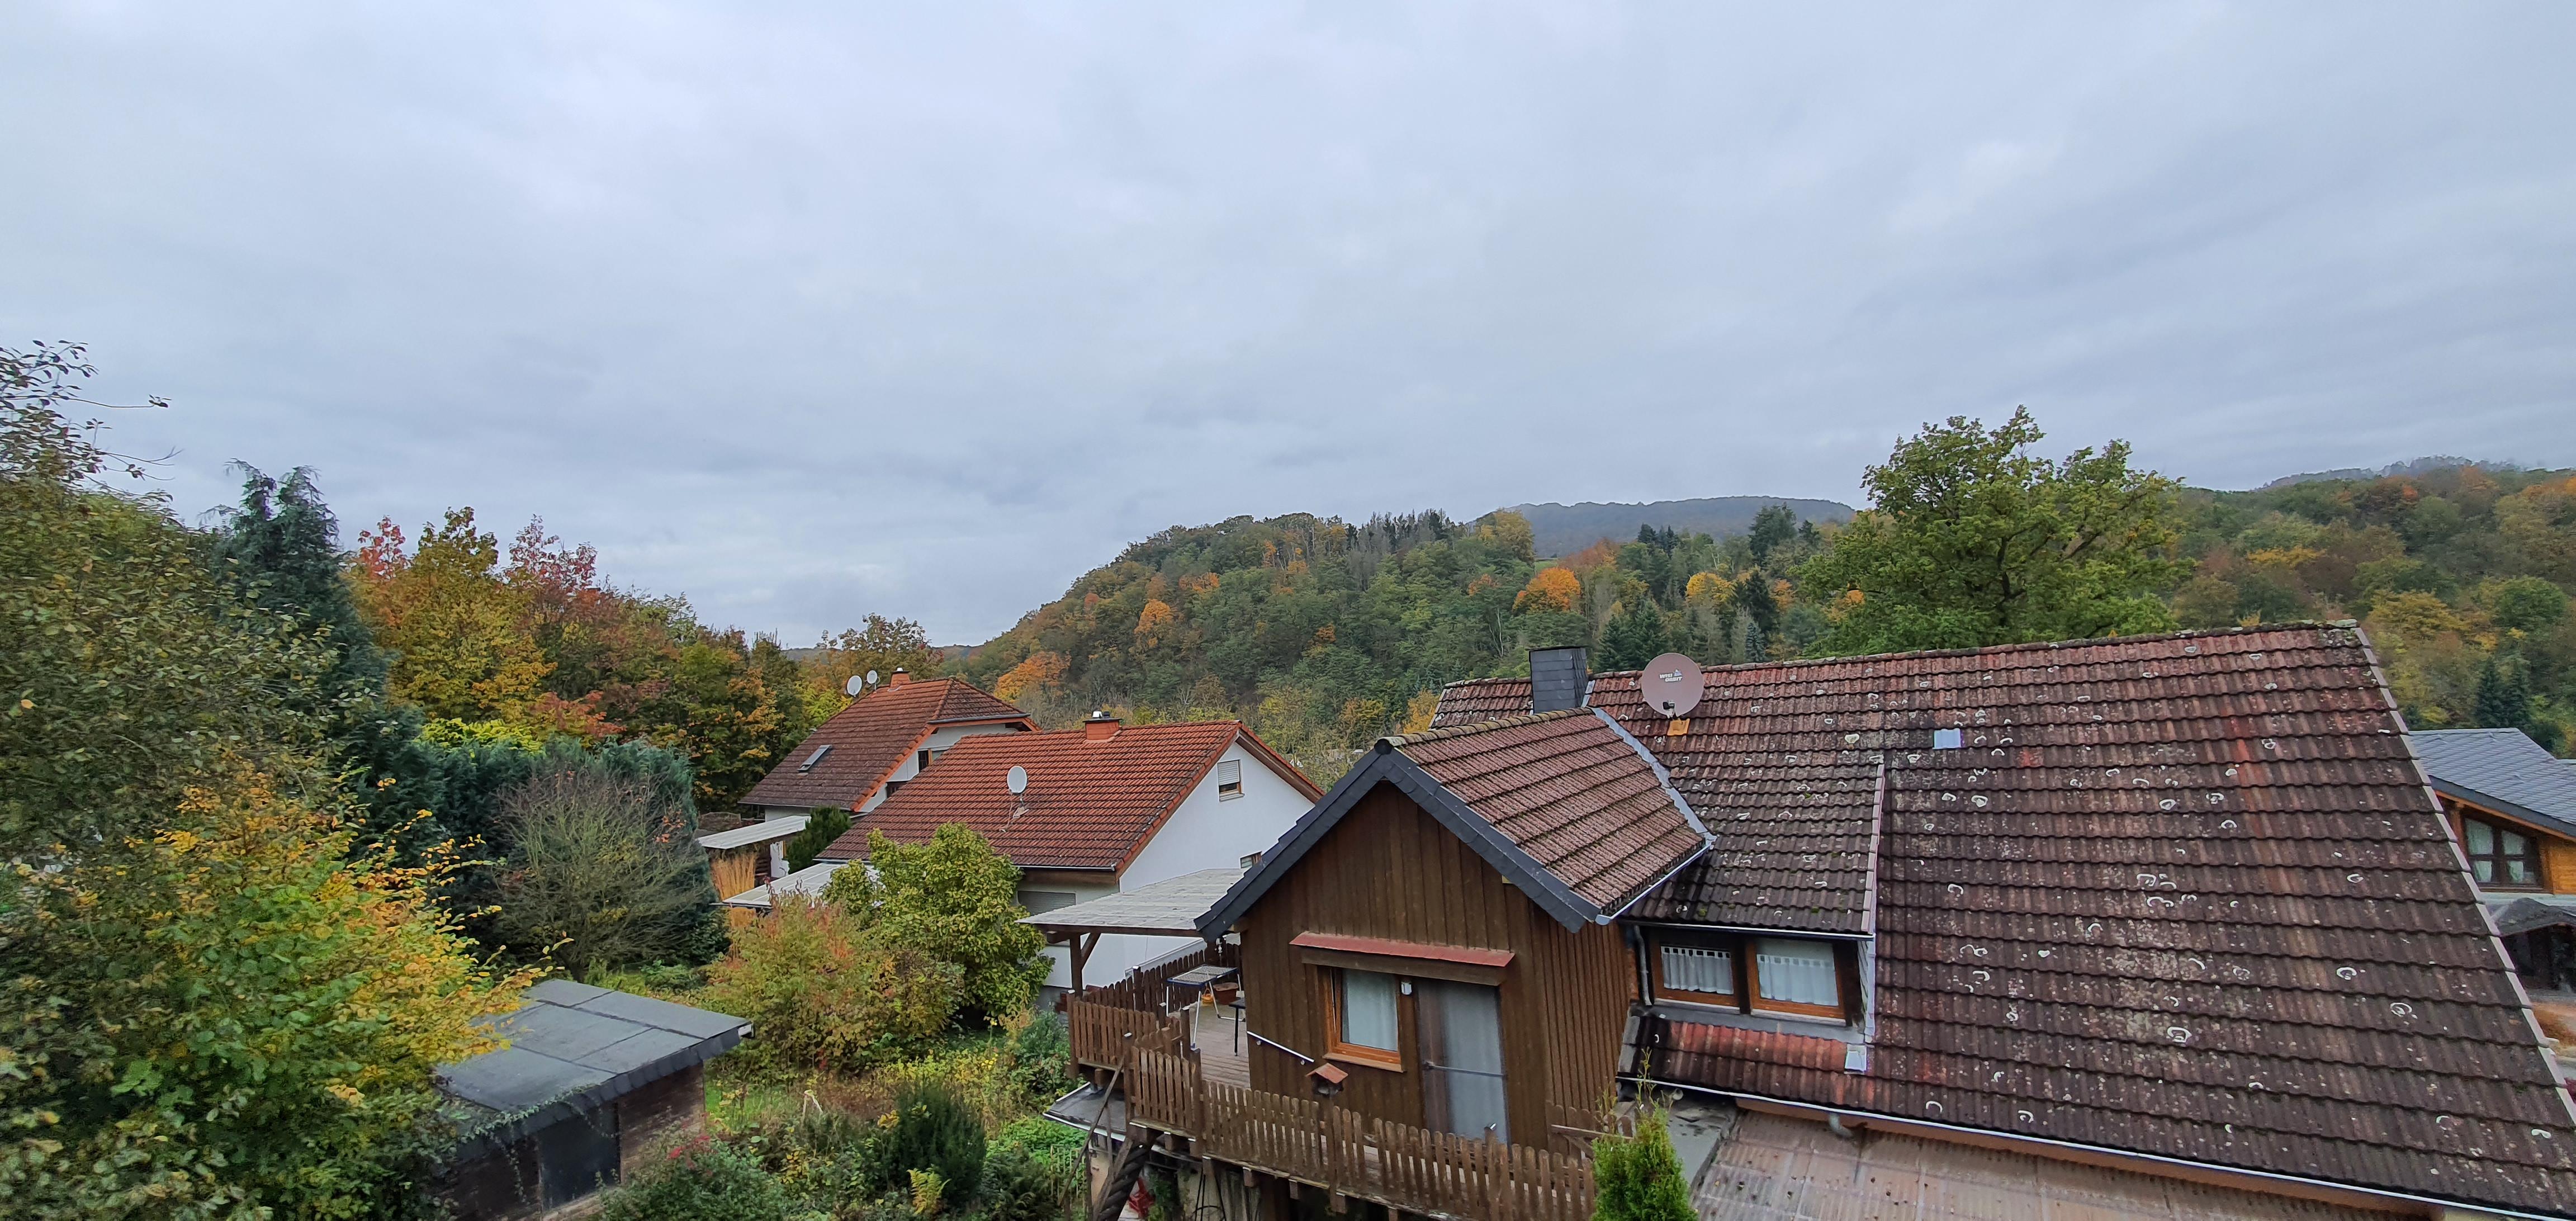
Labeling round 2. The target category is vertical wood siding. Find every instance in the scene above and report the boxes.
[1237,783,1630,1149]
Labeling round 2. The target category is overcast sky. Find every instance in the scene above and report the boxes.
[7,3,2573,643]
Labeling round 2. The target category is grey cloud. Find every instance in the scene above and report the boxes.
[4,1,2572,642]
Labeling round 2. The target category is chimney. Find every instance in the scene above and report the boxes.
[1530,646,1588,713]
[1084,709,1121,741]
[888,667,912,687]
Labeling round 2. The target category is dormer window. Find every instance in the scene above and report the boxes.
[1648,930,1850,1022]
[798,745,832,773]
[1217,759,1244,800]
[1750,939,1842,1018]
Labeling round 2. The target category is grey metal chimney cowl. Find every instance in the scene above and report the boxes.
[1530,646,1588,713]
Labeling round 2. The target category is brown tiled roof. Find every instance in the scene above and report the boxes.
[1439,673,1877,934]
[740,679,1033,812]
[815,722,1319,872]
[1442,626,2576,1215]
[1389,711,1706,915]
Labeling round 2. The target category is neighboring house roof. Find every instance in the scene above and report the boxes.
[816,721,1320,872]
[722,859,846,911]
[1020,867,1248,938]
[438,980,747,1157]
[1201,708,1707,934]
[740,678,1033,811]
[1432,624,2576,1218]
[695,814,808,851]
[2413,727,2576,841]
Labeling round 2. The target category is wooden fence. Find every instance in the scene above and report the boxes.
[1126,1050,1597,1221]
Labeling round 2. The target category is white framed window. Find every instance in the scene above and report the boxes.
[1659,944,1734,998]
[1332,969,1400,1065]
[1752,938,1841,1016]
[1216,759,1244,799]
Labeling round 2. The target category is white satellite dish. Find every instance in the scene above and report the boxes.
[844,674,866,697]
[1641,652,1704,717]
[865,669,879,686]
[1006,765,1029,795]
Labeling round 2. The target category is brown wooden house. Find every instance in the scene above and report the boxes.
[1058,631,2576,1221]
[2414,727,2576,993]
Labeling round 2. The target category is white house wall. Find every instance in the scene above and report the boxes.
[1056,739,1314,989]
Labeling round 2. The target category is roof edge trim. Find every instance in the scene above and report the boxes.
[1623,1074,2573,1221]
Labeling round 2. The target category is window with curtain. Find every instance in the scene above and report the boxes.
[1334,969,1400,1062]
[2463,816,2544,888]
[1658,944,1734,998]
[1752,938,1841,1015]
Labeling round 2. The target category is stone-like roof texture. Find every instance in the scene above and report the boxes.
[740,678,1031,812]
[1388,711,1704,915]
[816,722,1318,872]
[2414,727,2576,840]
[1438,625,2576,1217]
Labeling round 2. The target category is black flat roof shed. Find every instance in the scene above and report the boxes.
[440,979,749,1152]
[434,981,749,1219]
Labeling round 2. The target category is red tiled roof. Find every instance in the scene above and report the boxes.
[740,678,1032,812]
[816,721,1320,872]
[1390,711,1705,915]
[1439,626,2576,1216]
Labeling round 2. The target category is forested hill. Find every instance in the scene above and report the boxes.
[954,461,2576,782]
[1507,496,1853,557]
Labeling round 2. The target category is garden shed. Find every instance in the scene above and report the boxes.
[432,980,749,1220]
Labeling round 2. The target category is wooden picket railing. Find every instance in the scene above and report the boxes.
[1126,1050,1597,1221]
[1066,941,1236,1072]
[1066,998,1189,1076]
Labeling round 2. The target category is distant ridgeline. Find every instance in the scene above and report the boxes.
[1507,495,1854,559]
[2257,455,2516,490]
[953,458,2576,780]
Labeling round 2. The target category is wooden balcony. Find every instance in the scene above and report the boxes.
[1066,949,1598,1221]
[1127,1049,1597,1221]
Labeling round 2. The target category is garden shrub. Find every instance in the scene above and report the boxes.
[823,825,1050,1022]
[1592,1105,1694,1221]
[1010,1010,1078,1106]
[979,1142,1079,1221]
[875,1080,986,1211]
[786,805,853,873]
[598,1134,793,1221]
[704,895,961,1073]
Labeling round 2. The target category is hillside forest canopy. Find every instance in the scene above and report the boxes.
[956,414,2576,776]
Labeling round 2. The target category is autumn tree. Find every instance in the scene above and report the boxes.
[1,343,528,1219]
[1803,408,2185,655]
[353,508,551,721]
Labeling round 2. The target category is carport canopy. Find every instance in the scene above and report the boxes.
[1019,867,1242,992]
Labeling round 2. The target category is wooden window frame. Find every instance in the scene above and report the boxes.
[1748,938,1845,1020]
[1647,935,1739,1008]
[2461,812,2547,891]
[1322,967,1404,1072]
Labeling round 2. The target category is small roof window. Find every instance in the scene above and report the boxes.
[798,744,833,773]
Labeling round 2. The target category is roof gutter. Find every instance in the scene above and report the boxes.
[1624,1075,2575,1221]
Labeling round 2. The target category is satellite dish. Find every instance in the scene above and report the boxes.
[865,669,879,686]
[1641,652,1704,717]
[844,674,866,697]
[1006,765,1029,795]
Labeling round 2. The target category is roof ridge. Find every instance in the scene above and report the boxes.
[1568,621,2363,680]
[1381,708,1586,749]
